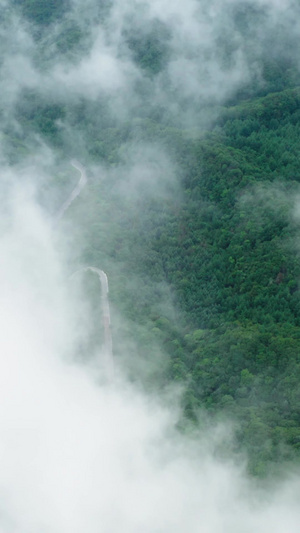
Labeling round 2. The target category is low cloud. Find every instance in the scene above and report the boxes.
[2,0,300,130]
[0,2,300,531]
[0,171,298,532]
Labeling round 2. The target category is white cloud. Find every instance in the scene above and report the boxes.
[0,174,298,532]
[0,4,299,529]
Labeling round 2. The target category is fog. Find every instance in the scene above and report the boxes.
[2,0,300,126]
[0,0,300,531]
[0,181,298,531]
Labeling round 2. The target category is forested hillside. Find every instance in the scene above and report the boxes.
[69,89,300,475]
[3,0,300,476]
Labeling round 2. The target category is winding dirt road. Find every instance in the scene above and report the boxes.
[54,161,114,380]
[54,160,87,225]
[81,267,114,381]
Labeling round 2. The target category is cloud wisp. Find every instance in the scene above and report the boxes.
[0,175,298,532]
[0,1,300,531]
[1,0,300,132]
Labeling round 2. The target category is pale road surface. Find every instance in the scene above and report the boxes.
[81,267,114,382]
[54,161,114,381]
[54,160,87,225]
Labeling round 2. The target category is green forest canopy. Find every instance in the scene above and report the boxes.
[6,1,300,476]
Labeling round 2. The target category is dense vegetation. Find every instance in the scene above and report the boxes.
[52,86,300,476]
[5,0,300,476]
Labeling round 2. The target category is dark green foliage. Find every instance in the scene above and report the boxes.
[13,0,69,26]
[64,86,300,474]
[125,19,171,75]
[14,90,66,145]
[6,0,300,473]
[55,22,83,54]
